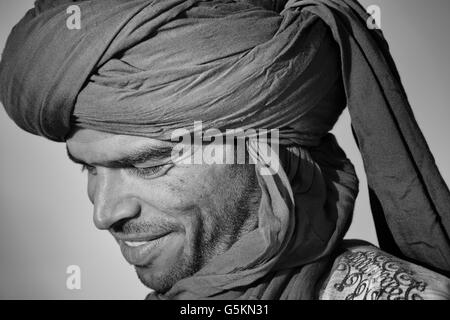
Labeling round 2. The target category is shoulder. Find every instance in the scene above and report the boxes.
[319,240,450,300]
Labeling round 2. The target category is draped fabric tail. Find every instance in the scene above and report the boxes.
[289,0,450,274]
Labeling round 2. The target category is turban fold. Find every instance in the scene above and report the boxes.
[1,0,450,298]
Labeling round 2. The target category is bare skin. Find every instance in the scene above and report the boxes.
[66,128,260,293]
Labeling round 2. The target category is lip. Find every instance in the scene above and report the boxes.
[117,232,172,266]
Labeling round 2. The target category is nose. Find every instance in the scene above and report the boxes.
[92,168,141,230]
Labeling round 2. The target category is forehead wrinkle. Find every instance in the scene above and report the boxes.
[66,143,175,167]
[119,145,174,165]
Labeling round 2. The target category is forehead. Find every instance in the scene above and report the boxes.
[66,129,172,163]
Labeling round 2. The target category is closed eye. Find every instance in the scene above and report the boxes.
[80,163,173,179]
[127,163,173,179]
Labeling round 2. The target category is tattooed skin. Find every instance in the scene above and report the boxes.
[333,251,428,300]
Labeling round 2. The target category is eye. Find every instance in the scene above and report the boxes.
[127,163,172,179]
[81,164,97,175]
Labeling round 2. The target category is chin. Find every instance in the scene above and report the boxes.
[135,266,174,293]
[135,258,198,294]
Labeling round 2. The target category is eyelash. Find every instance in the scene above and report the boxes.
[81,164,170,179]
[127,165,168,178]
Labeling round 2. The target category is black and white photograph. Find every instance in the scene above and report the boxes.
[0,0,449,304]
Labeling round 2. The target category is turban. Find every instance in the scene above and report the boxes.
[1,0,450,299]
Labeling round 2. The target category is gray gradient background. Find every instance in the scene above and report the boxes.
[0,0,449,299]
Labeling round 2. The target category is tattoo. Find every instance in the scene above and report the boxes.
[333,250,427,300]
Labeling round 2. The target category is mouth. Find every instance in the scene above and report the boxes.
[117,232,172,266]
[123,240,149,247]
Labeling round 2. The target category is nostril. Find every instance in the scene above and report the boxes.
[111,216,138,233]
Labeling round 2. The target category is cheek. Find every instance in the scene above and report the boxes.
[147,168,217,211]
[135,165,231,225]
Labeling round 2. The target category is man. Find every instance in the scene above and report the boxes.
[0,0,449,299]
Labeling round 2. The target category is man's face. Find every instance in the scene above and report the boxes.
[66,129,260,293]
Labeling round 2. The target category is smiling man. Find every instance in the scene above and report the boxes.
[66,128,261,294]
[1,0,450,300]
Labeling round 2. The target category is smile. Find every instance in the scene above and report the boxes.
[117,232,172,266]
[124,240,149,247]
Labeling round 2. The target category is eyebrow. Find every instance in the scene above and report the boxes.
[66,144,174,168]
